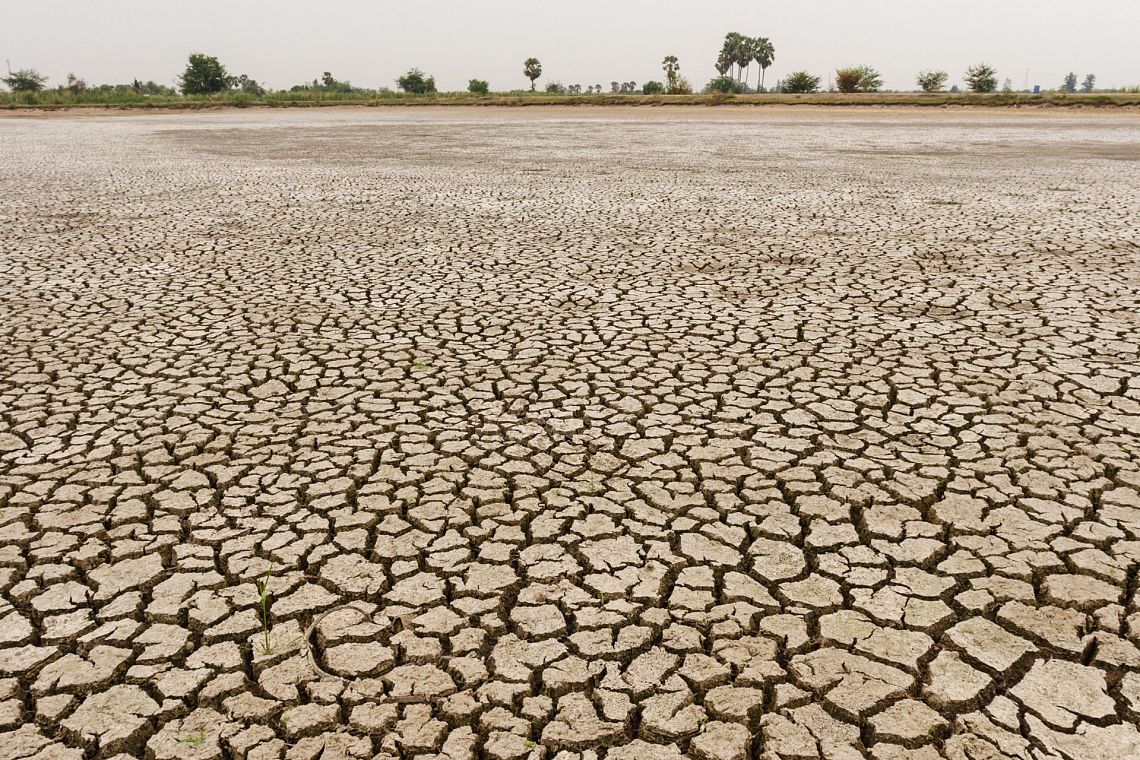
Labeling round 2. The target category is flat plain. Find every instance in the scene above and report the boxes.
[1,107,1139,760]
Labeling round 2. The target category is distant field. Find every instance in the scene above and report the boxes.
[3,90,1139,110]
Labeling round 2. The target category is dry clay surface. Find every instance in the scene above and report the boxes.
[1,107,1140,760]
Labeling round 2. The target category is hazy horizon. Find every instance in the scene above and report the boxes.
[4,0,1139,92]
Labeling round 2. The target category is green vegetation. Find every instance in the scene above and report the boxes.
[782,71,821,93]
[65,74,87,94]
[964,63,998,93]
[396,68,436,94]
[661,55,692,95]
[290,71,361,94]
[255,561,274,656]
[175,732,207,746]
[523,58,542,91]
[835,65,882,93]
[2,43,1133,110]
[180,53,233,94]
[715,32,776,91]
[4,89,1137,111]
[917,70,949,93]
[4,85,1137,111]
[753,37,775,90]
[706,75,744,94]
[236,74,265,96]
[2,69,47,92]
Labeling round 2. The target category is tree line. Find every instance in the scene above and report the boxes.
[0,37,1114,97]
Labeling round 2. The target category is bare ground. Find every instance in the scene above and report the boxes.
[1,108,1139,759]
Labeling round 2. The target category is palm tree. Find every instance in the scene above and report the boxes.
[663,55,680,91]
[717,33,743,82]
[715,51,732,79]
[735,37,754,87]
[752,37,775,91]
[523,58,542,91]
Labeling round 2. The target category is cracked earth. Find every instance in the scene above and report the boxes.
[1,106,1139,760]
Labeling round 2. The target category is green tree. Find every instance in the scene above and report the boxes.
[718,32,752,84]
[916,70,949,93]
[782,71,820,93]
[545,82,566,94]
[468,79,489,95]
[2,68,48,92]
[396,69,436,94]
[1081,74,1096,93]
[1063,72,1078,93]
[856,65,882,92]
[663,55,680,92]
[643,80,665,95]
[179,53,234,95]
[523,58,542,91]
[735,36,755,85]
[964,63,998,93]
[752,37,775,91]
[236,74,265,96]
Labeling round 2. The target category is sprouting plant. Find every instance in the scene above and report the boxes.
[525,739,536,749]
[255,560,274,655]
[175,731,206,745]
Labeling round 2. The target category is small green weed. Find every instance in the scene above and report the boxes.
[175,731,206,745]
[255,561,274,656]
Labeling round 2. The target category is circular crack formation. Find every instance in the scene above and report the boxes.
[0,108,1139,760]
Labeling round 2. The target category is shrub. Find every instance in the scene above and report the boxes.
[782,71,820,93]
[916,70,948,93]
[669,77,693,95]
[65,73,87,94]
[705,75,744,94]
[468,79,489,95]
[180,54,234,95]
[2,68,48,92]
[396,69,436,94]
[835,65,881,93]
[544,82,566,94]
[642,80,665,95]
[964,63,998,93]
[308,72,356,94]
[236,75,265,96]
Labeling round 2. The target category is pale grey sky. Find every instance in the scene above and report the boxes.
[4,0,1138,92]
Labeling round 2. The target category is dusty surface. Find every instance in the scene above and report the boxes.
[1,108,1139,759]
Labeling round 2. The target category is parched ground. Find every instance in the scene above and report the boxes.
[1,106,1139,760]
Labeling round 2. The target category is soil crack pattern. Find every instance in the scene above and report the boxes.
[1,107,1139,760]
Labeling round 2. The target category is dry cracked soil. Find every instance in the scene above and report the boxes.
[1,106,1139,760]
